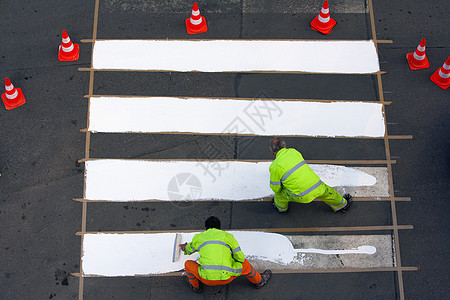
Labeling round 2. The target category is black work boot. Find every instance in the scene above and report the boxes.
[255,270,272,288]
[340,194,353,213]
[188,280,203,293]
[272,198,288,213]
[271,198,278,211]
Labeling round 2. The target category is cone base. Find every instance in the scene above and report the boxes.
[311,16,336,35]
[431,70,450,89]
[2,88,26,110]
[406,53,430,70]
[185,17,208,35]
[58,43,80,61]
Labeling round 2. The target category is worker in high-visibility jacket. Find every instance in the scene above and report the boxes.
[269,138,352,213]
[180,216,272,293]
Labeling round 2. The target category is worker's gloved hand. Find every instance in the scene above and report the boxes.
[180,242,188,251]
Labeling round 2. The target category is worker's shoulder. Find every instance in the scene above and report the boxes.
[198,228,226,238]
[286,148,302,155]
[210,229,236,241]
[274,148,303,163]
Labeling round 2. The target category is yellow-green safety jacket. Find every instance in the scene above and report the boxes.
[184,228,245,281]
[269,148,323,202]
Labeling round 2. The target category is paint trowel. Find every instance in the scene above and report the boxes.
[172,233,182,262]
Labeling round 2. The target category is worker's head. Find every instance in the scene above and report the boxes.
[269,137,286,157]
[205,216,221,230]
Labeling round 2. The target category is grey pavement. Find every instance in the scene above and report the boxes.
[0,0,449,299]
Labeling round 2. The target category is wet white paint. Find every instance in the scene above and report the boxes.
[92,40,380,74]
[334,167,389,198]
[82,231,295,276]
[84,160,376,201]
[82,232,377,276]
[88,97,385,137]
[294,245,376,255]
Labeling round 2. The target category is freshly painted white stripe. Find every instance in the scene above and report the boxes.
[84,160,377,201]
[334,167,389,198]
[88,97,385,137]
[81,232,392,276]
[294,246,376,255]
[92,40,380,74]
[82,232,297,276]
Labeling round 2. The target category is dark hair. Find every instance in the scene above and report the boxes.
[269,137,286,154]
[205,216,221,230]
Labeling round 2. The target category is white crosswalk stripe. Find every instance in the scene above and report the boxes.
[88,97,385,137]
[81,232,394,276]
[84,160,382,201]
[92,40,380,74]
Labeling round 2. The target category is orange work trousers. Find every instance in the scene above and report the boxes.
[184,259,262,288]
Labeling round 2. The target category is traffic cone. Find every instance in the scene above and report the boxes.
[311,1,336,35]
[1,78,26,110]
[58,30,79,61]
[406,38,430,70]
[185,2,208,35]
[430,57,450,89]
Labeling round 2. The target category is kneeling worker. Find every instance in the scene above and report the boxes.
[180,216,272,293]
[269,137,352,213]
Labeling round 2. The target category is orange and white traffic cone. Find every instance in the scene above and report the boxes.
[430,57,450,89]
[58,30,79,61]
[311,1,336,35]
[185,2,208,35]
[1,78,26,110]
[406,38,430,70]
